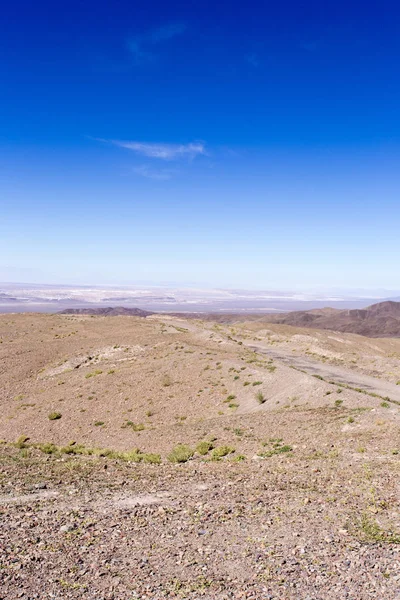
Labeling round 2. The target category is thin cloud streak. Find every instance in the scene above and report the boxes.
[109,139,207,161]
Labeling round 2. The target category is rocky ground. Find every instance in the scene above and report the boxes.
[0,313,399,598]
[1,443,399,600]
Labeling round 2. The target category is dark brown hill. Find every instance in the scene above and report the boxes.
[259,301,400,337]
[59,306,153,317]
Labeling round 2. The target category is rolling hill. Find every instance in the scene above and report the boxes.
[259,300,400,337]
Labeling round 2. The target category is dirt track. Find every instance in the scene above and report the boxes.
[248,344,400,404]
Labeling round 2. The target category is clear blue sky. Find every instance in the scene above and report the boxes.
[1,0,399,291]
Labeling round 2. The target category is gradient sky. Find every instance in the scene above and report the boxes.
[1,0,400,291]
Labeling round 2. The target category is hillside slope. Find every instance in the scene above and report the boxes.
[260,301,400,337]
[1,313,400,598]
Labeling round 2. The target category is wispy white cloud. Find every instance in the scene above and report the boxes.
[127,23,187,63]
[133,164,175,180]
[107,139,207,161]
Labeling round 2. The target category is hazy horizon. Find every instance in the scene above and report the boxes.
[2,280,400,314]
[2,279,400,296]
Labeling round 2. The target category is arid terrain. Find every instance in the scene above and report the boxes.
[0,312,399,599]
[246,300,400,338]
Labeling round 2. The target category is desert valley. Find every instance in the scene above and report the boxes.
[3,2,400,598]
[0,304,399,599]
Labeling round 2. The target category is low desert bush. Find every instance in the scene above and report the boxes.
[48,412,62,420]
[196,440,214,455]
[142,453,161,464]
[256,391,266,404]
[15,435,29,449]
[37,442,58,454]
[211,446,235,460]
[167,444,194,463]
[258,443,292,458]
[122,421,145,431]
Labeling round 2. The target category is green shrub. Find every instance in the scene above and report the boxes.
[67,444,92,455]
[85,370,102,378]
[142,453,161,464]
[256,391,266,404]
[37,442,58,454]
[233,454,246,461]
[48,412,62,420]
[211,446,235,460]
[120,449,144,462]
[167,444,194,463]
[122,421,145,431]
[196,440,214,455]
[258,444,292,458]
[94,447,114,457]
[15,435,29,449]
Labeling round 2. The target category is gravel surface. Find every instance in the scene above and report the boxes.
[0,446,399,600]
[1,314,399,599]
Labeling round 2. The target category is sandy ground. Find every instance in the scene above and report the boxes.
[0,313,399,598]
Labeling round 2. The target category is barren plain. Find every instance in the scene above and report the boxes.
[0,313,399,599]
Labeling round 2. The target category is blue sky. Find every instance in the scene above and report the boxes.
[1,0,400,291]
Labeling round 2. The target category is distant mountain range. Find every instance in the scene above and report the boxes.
[59,307,153,317]
[258,300,400,337]
[58,301,400,337]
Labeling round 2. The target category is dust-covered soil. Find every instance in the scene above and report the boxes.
[0,313,399,599]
